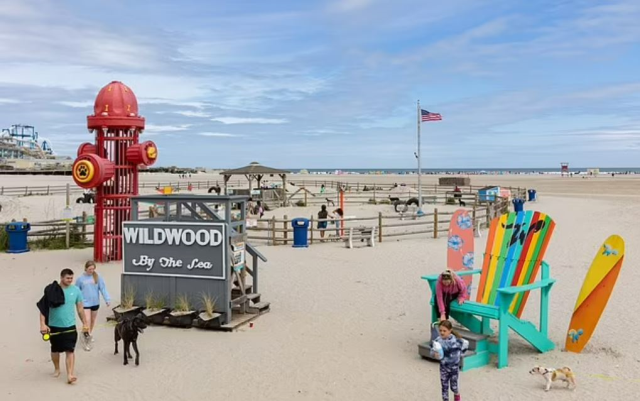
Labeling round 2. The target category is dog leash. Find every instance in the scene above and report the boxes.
[41,329,77,342]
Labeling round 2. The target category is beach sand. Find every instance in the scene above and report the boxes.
[0,174,638,400]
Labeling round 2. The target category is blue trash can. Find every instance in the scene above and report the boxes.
[527,189,537,202]
[512,199,525,213]
[291,218,309,248]
[5,221,31,253]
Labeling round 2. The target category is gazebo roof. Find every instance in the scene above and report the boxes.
[220,161,289,176]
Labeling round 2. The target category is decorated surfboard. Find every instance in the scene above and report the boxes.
[447,209,475,294]
[565,235,625,353]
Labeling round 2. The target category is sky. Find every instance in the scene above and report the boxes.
[1,0,640,169]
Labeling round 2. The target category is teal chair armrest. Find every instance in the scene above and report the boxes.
[497,278,556,295]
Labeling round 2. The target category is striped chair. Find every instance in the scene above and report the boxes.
[422,211,556,369]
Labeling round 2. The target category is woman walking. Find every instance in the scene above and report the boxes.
[76,261,111,336]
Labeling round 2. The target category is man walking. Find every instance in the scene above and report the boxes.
[38,268,88,384]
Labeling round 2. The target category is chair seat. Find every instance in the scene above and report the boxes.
[431,300,499,320]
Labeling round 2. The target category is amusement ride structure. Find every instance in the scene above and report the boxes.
[71,81,158,262]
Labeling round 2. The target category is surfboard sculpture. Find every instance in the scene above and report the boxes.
[565,235,625,353]
[447,209,474,294]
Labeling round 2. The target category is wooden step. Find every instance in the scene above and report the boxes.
[247,301,270,314]
[246,293,261,303]
[231,295,247,306]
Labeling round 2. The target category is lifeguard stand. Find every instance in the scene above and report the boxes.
[560,163,569,177]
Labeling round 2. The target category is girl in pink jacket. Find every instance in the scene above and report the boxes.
[436,270,468,321]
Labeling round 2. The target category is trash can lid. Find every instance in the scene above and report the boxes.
[5,221,30,230]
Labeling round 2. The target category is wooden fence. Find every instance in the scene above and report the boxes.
[2,196,510,250]
[0,178,528,199]
[246,197,510,246]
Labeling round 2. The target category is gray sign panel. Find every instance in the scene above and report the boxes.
[122,221,227,280]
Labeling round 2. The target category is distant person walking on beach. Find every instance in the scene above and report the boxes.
[320,184,325,194]
[318,205,329,239]
[76,261,110,336]
[37,269,88,384]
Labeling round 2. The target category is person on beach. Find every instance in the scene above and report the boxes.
[330,207,344,236]
[255,201,265,218]
[320,184,325,194]
[318,205,329,239]
[436,270,468,322]
[76,261,110,336]
[38,269,88,384]
[432,320,467,401]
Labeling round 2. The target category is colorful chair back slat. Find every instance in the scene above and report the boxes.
[475,211,555,315]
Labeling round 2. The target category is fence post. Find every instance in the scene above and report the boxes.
[472,205,477,236]
[47,185,50,195]
[271,216,276,246]
[1,186,3,195]
[283,215,288,245]
[373,186,377,203]
[81,211,87,243]
[378,212,383,243]
[25,186,28,196]
[434,208,439,238]
[486,204,491,226]
[304,190,308,206]
[65,184,70,248]
[357,182,359,192]
[310,215,314,245]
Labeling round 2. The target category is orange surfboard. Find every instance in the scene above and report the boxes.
[447,210,474,294]
[565,235,625,353]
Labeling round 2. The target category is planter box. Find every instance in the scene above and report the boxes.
[168,311,196,328]
[113,305,142,321]
[197,312,222,329]
[143,308,169,325]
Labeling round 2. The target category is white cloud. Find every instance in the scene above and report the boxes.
[145,124,192,133]
[197,132,242,137]
[57,101,93,108]
[211,117,288,125]
[329,0,376,13]
[174,110,211,118]
[0,98,26,104]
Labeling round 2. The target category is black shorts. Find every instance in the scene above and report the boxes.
[49,326,77,353]
[84,305,99,311]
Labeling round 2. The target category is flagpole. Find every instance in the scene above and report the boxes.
[417,100,423,215]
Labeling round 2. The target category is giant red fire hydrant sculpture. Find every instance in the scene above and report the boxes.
[72,81,158,262]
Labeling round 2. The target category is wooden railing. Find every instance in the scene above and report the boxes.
[246,197,510,246]
[0,178,528,201]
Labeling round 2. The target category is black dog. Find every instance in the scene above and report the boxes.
[114,313,147,366]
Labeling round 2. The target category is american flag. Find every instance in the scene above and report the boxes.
[421,109,442,122]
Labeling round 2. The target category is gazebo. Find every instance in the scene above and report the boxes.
[221,162,290,206]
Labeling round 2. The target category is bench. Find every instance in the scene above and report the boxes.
[344,226,376,249]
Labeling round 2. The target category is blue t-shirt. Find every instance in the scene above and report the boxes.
[48,285,83,328]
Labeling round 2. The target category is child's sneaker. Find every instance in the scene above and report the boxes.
[454,395,461,401]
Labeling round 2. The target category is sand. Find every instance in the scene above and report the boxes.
[0,174,638,400]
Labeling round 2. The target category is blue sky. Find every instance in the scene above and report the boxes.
[1,0,640,168]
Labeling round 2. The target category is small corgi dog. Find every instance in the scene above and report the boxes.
[529,366,577,391]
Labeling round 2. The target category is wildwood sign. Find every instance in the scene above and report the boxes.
[123,221,227,279]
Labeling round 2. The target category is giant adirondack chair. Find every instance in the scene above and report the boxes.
[421,211,556,369]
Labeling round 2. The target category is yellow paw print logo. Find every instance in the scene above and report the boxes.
[73,160,95,184]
